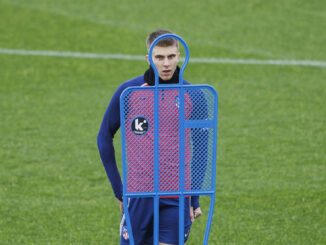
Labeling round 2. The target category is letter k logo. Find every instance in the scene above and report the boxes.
[135,118,144,131]
[131,117,148,135]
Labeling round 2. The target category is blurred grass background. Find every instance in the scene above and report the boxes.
[0,0,325,244]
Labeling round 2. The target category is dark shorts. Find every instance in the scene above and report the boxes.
[120,197,192,245]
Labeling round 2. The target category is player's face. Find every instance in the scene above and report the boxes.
[147,45,180,81]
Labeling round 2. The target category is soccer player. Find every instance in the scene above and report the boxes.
[97,29,202,245]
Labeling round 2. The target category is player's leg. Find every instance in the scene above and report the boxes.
[158,198,192,244]
[120,197,154,245]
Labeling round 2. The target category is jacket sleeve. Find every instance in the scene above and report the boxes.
[97,85,125,201]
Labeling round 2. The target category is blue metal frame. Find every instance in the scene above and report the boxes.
[120,34,218,245]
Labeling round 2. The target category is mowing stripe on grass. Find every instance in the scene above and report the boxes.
[1,48,326,68]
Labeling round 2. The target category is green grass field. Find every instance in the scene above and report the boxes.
[1,0,325,244]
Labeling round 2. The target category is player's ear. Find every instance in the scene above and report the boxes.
[146,55,150,65]
[177,52,181,62]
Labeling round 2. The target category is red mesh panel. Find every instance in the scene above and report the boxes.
[125,89,154,193]
[158,89,192,192]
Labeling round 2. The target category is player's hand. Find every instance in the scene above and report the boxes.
[117,199,123,213]
[190,206,202,222]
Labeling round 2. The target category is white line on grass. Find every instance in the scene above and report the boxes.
[0,48,145,61]
[1,48,326,68]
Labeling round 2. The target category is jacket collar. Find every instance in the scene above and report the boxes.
[144,66,180,86]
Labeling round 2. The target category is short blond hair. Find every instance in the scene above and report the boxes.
[146,29,179,50]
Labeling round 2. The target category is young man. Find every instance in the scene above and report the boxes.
[97,29,202,245]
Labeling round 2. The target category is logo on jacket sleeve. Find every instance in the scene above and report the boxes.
[122,226,129,240]
[131,117,149,135]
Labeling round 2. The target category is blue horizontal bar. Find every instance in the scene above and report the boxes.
[184,120,215,128]
[124,190,215,198]
[125,84,214,90]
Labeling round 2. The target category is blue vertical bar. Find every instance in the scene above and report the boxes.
[179,86,185,244]
[123,198,135,245]
[120,91,135,245]
[212,88,219,194]
[154,195,159,244]
[153,83,159,245]
[203,194,215,245]
[179,196,185,245]
[153,42,160,244]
